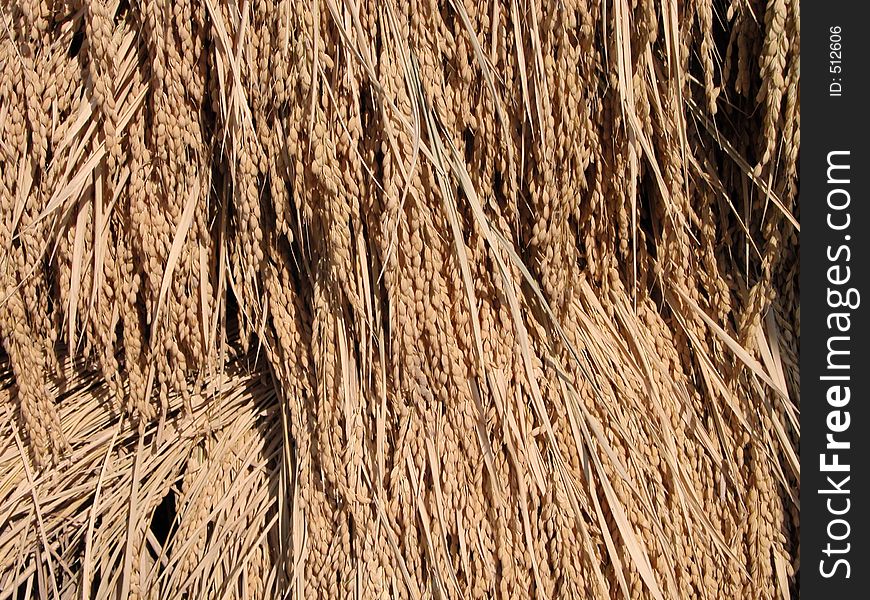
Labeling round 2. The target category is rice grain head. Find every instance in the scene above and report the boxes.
[0,1,799,599]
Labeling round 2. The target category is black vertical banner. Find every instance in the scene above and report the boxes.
[801,3,869,598]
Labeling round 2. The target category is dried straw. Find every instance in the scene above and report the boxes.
[0,1,799,598]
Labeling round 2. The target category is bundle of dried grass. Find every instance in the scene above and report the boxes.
[0,0,799,598]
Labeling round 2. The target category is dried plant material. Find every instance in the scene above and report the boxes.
[0,1,799,599]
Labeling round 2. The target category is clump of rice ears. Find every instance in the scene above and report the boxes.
[0,1,799,599]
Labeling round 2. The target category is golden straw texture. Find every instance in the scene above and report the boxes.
[0,0,799,598]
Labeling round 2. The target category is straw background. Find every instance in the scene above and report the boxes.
[0,1,799,598]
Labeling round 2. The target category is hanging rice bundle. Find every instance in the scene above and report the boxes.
[0,0,799,598]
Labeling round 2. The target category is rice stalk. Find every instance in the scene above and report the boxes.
[0,1,799,598]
